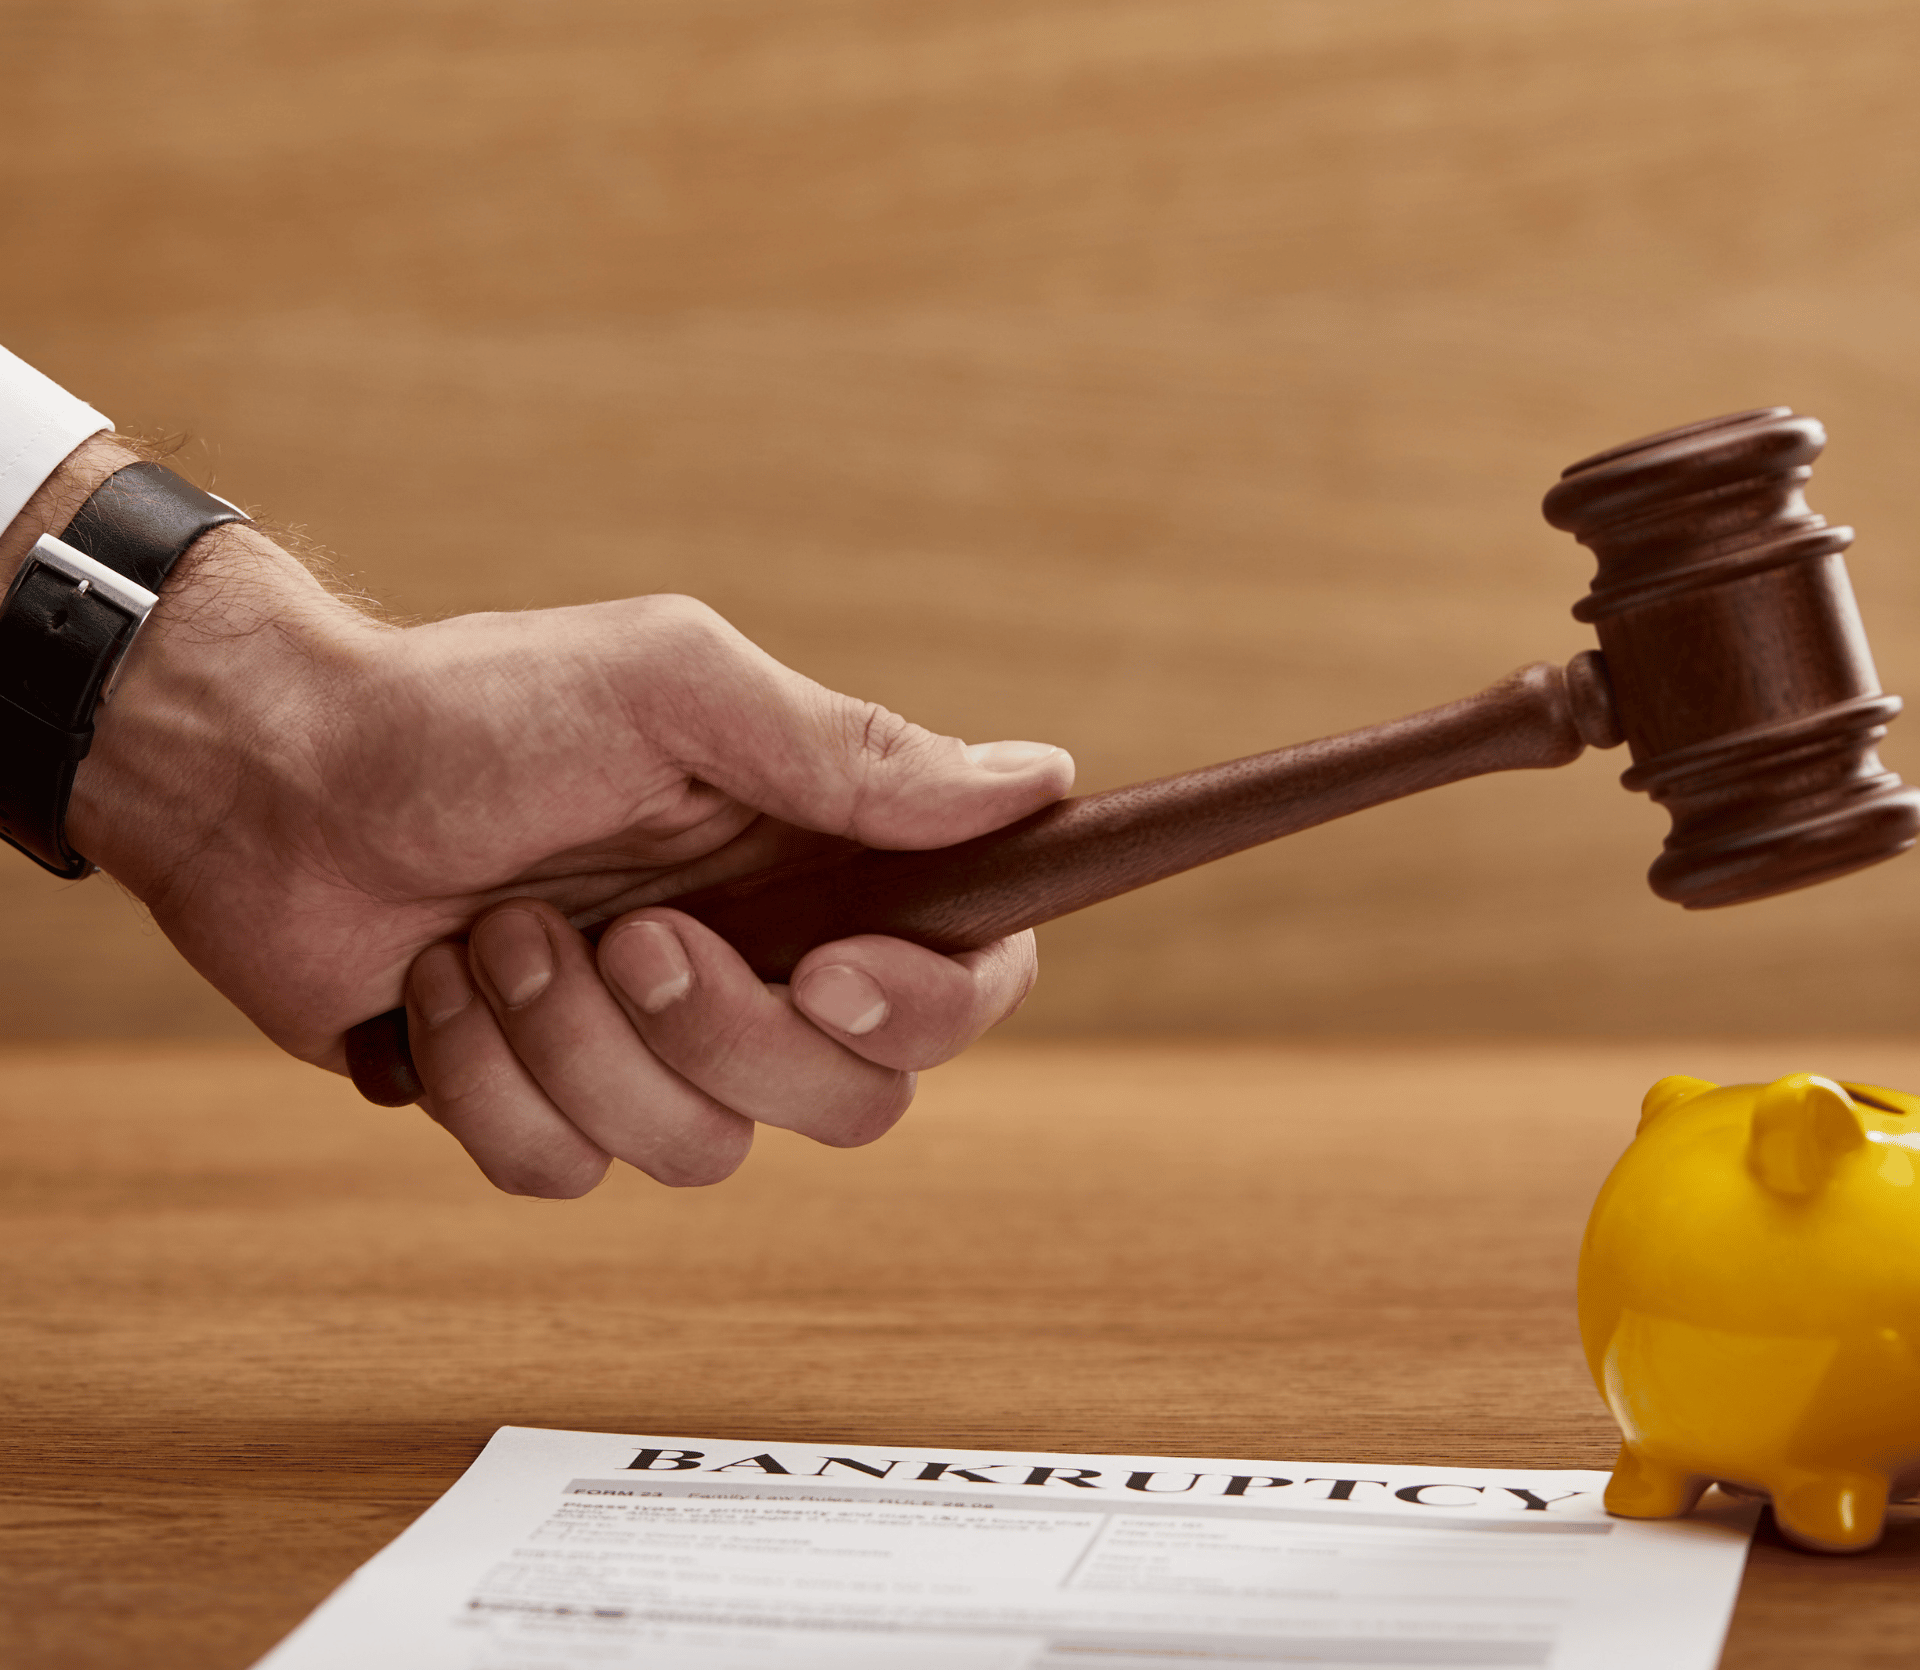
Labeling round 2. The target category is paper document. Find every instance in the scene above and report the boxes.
[255,1426,1756,1669]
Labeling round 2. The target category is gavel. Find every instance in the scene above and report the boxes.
[346,407,1920,1106]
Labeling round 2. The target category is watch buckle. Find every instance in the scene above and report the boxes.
[18,535,161,704]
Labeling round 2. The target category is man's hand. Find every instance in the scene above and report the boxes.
[15,437,1073,1197]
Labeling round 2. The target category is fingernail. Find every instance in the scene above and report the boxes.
[603,920,694,1014]
[471,910,554,1009]
[411,944,475,1027]
[965,739,1063,773]
[797,965,889,1036]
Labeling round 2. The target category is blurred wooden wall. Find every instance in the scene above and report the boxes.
[6,0,1920,1039]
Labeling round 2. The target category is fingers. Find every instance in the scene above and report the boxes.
[404,943,613,1200]
[788,930,1039,1071]
[405,905,754,1197]
[459,901,756,1187]
[405,898,1036,1199]
[597,910,916,1149]
[598,594,1075,847]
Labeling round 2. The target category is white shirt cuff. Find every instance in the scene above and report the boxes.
[0,344,112,536]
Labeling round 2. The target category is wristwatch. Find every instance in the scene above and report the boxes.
[0,461,249,877]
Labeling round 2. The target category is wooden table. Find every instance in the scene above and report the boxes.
[6,1038,1919,1667]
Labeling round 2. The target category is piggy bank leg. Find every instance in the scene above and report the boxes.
[1770,1470,1889,1553]
[1603,1444,1708,1518]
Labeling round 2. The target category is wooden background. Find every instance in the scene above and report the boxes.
[8,0,1920,1042]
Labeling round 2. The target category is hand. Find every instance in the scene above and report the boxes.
[23,439,1073,1197]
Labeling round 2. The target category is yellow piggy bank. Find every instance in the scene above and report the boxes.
[1579,1071,1920,1552]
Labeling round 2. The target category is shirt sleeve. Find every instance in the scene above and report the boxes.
[0,344,112,535]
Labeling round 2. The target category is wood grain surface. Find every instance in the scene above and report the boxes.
[7,1039,1920,1667]
[8,2,1920,1042]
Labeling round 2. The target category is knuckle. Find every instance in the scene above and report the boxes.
[811,1073,916,1149]
[601,1093,755,1189]
[622,594,738,691]
[633,591,725,638]
[843,702,947,782]
[660,1002,763,1086]
[952,933,1038,1032]
[493,1153,609,1200]
[639,1131,752,1188]
[833,706,967,844]
[852,702,916,764]
[832,704,949,835]
[994,932,1041,1021]
[423,1049,524,1113]
[420,1059,612,1198]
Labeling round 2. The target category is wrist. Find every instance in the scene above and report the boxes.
[1,436,384,902]
[0,431,144,585]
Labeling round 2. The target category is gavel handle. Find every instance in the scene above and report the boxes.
[345,656,1613,1105]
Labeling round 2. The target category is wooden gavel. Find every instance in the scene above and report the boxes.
[346,407,1920,1105]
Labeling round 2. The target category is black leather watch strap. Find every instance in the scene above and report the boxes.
[0,462,248,878]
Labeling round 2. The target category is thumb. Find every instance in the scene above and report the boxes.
[634,598,1075,848]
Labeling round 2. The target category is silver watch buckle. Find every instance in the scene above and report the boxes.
[20,534,161,704]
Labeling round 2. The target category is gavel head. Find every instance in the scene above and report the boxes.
[1544,407,1920,909]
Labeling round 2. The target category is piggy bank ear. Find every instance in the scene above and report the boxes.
[1638,1075,1717,1133]
[1747,1074,1866,1197]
